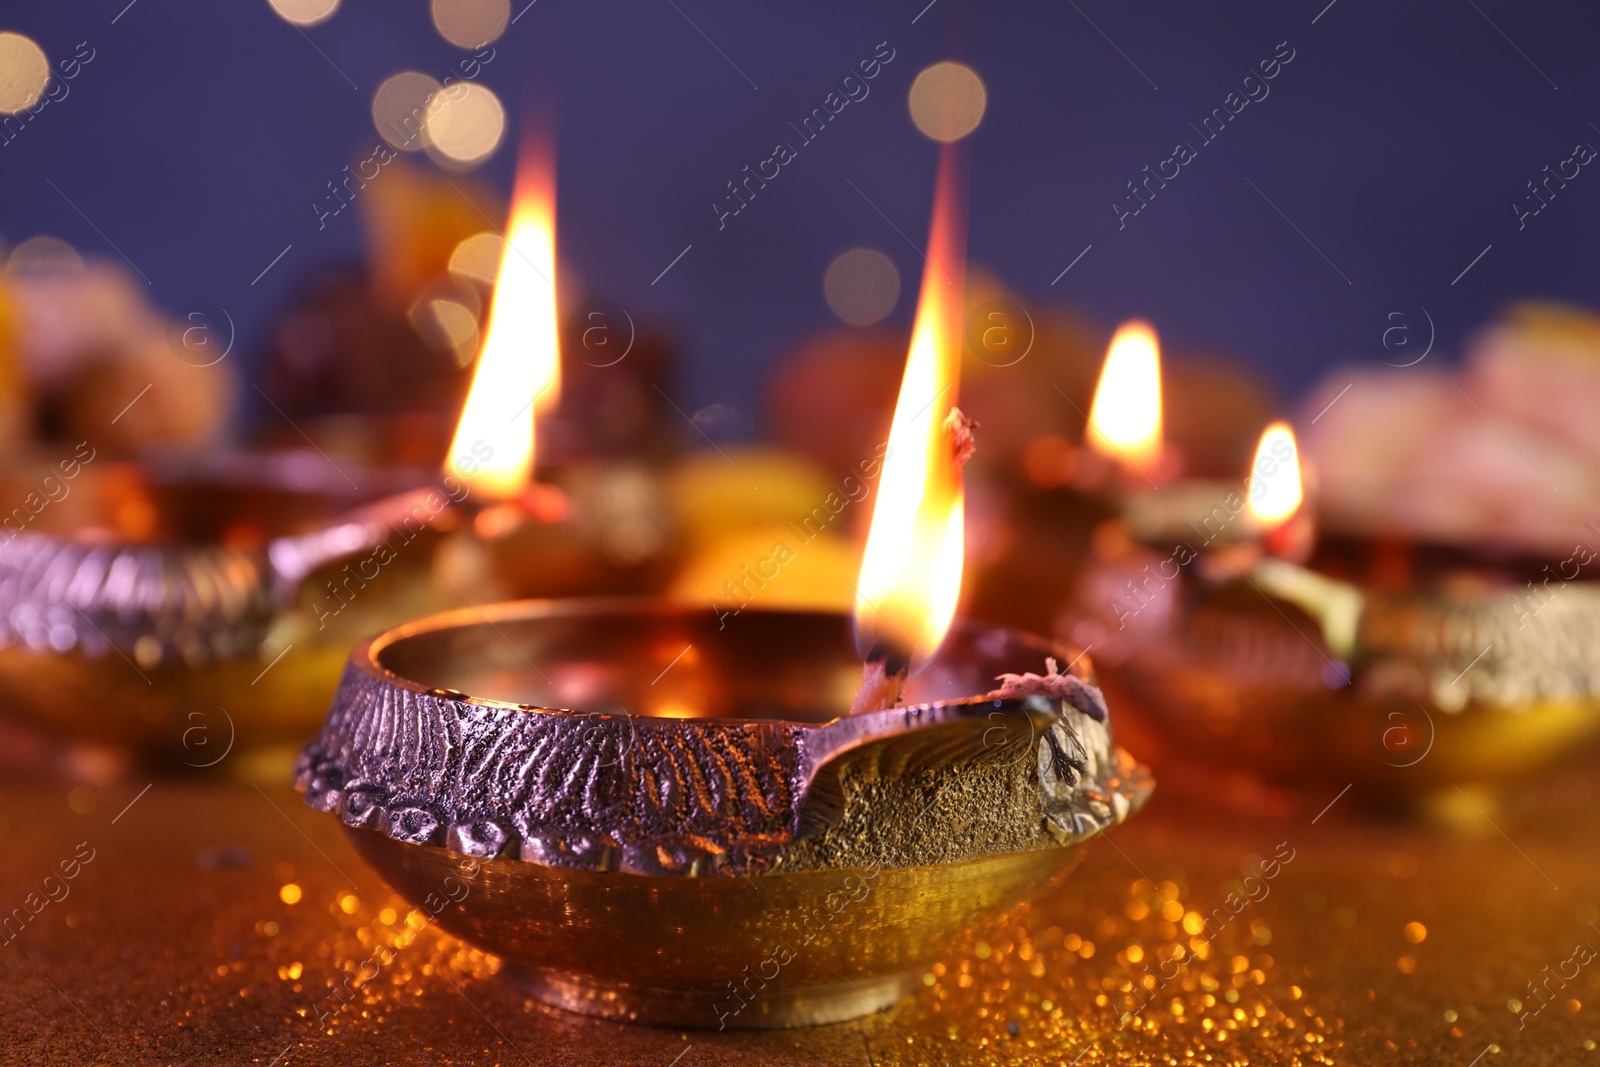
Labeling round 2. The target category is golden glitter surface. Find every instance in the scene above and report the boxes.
[2,772,1599,1065]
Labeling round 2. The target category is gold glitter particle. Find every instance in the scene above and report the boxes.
[339,894,360,915]
[279,883,303,905]
[1404,921,1428,943]
[66,786,96,815]
[1397,956,1416,975]
[1445,1009,1458,1022]
[1386,851,1419,878]
[903,874,1342,1064]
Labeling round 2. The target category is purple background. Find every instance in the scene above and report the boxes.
[2,0,1596,429]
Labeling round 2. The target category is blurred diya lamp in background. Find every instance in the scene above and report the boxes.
[411,133,676,602]
[296,146,1151,1029]
[757,273,1274,639]
[0,448,442,761]
[956,321,1179,638]
[0,136,671,765]
[1112,420,1315,573]
[1073,320,1183,493]
[1072,419,1600,813]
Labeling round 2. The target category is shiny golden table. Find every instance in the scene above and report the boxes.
[2,768,1596,1065]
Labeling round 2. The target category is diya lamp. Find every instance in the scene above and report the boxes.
[0,136,667,764]
[295,145,1152,1029]
[0,447,441,760]
[958,321,1180,638]
[1075,411,1600,813]
[1073,320,1183,495]
[279,133,677,647]
[1109,419,1315,585]
[424,134,676,601]
[1051,322,1179,577]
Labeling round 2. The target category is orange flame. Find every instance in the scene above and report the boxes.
[854,148,967,664]
[444,139,560,500]
[1245,421,1303,528]
[1086,320,1163,471]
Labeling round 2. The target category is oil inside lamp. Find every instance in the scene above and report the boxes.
[850,146,969,715]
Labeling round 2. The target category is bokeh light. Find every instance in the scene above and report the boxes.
[907,60,987,143]
[266,0,341,28]
[7,235,83,274]
[410,297,481,365]
[407,277,483,366]
[423,82,506,169]
[447,231,505,285]
[822,247,900,327]
[431,0,510,48]
[0,33,49,114]
[372,71,443,151]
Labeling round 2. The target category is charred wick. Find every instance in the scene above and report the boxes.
[866,640,911,680]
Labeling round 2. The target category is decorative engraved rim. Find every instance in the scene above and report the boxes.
[0,451,432,667]
[295,600,1153,877]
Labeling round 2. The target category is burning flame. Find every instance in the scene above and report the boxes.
[854,148,967,664]
[1086,320,1163,470]
[1246,421,1303,528]
[444,139,560,500]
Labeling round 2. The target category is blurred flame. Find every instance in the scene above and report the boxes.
[1246,421,1303,528]
[1087,320,1162,470]
[854,148,967,663]
[444,138,559,499]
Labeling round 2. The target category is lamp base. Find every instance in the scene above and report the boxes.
[505,964,911,1030]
